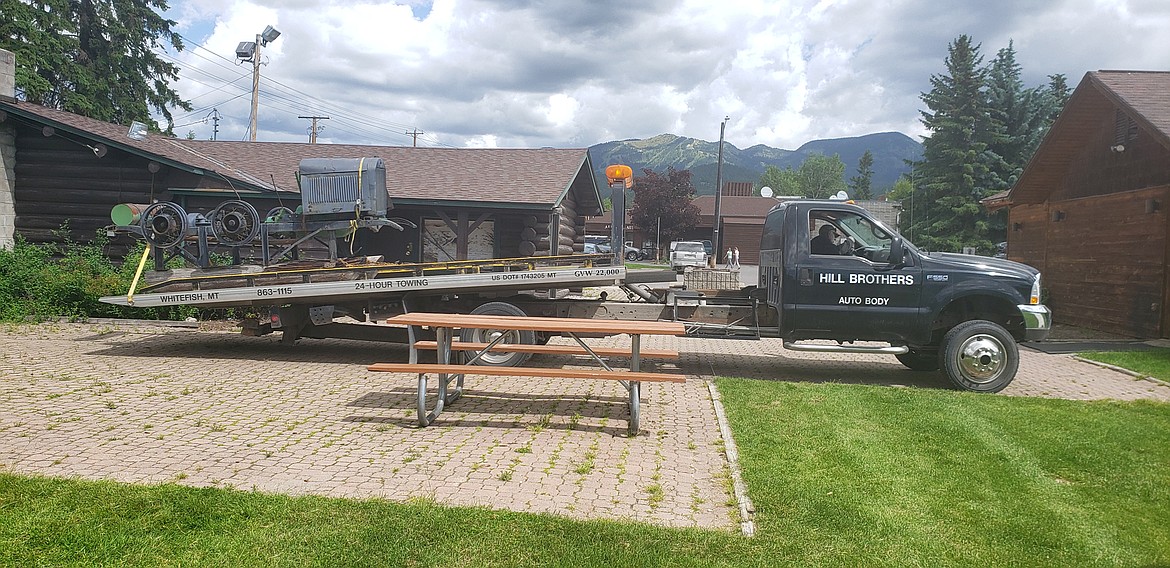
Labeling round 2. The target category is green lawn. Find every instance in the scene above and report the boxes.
[3,381,1168,567]
[1079,348,1170,382]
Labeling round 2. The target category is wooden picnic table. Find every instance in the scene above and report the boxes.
[368,312,686,435]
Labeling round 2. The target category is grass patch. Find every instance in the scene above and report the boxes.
[3,381,1169,566]
[0,474,739,567]
[1079,348,1170,382]
[717,379,1170,566]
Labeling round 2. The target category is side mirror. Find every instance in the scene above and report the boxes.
[888,237,906,267]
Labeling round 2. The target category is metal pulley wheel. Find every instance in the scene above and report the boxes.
[263,206,298,239]
[140,202,189,249]
[210,199,261,246]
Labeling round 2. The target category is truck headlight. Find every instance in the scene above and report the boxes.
[1030,274,1041,305]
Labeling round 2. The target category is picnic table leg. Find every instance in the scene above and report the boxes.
[440,326,464,406]
[417,326,456,427]
[627,334,642,436]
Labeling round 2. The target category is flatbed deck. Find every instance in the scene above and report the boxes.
[101,254,636,309]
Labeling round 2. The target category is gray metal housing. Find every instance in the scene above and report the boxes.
[299,157,390,217]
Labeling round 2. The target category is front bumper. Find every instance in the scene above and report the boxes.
[1018,304,1052,341]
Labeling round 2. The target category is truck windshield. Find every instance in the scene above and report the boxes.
[676,243,704,253]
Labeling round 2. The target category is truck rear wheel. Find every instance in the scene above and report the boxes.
[461,301,534,367]
[939,320,1018,393]
[895,349,939,371]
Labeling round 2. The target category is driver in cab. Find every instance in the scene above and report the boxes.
[811,224,853,255]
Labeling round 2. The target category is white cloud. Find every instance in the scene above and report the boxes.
[162,0,1170,149]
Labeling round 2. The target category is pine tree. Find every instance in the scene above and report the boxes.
[910,35,998,253]
[0,0,190,131]
[849,150,875,199]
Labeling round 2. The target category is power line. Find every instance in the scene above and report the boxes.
[165,33,457,147]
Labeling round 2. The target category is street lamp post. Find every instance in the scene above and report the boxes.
[236,25,281,142]
[712,116,729,262]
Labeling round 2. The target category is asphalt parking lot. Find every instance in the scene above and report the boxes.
[1,321,1167,531]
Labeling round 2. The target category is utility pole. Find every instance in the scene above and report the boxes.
[208,108,221,141]
[248,38,261,141]
[405,129,424,147]
[712,115,729,259]
[299,115,329,143]
[238,25,280,142]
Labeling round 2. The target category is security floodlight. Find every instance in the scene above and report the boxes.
[260,25,281,45]
[235,41,256,60]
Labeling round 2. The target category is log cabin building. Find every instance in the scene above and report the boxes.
[984,70,1170,338]
[0,95,602,264]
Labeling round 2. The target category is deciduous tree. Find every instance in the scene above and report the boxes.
[630,167,701,247]
[757,165,800,196]
[798,154,847,199]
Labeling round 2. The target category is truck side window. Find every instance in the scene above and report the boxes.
[761,207,786,250]
[810,209,894,263]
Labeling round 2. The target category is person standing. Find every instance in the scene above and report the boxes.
[732,246,740,269]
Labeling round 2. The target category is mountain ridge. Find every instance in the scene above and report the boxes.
[588,131,922,197]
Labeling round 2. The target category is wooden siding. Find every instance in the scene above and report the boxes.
[1042,186,1168,337]
[1056,109,1170,202]
[1006,204,1048,272]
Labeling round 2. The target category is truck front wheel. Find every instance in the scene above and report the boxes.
[939,320,1018,393]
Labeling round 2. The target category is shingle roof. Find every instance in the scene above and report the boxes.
[1093,70,1170,146]
[0,100,277,189]
[0,100,600,211]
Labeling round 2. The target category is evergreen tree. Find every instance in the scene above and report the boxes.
[1039,74,1071,126]
[910,35,998,253]
[849,150,875,199]
[0,0,190,131]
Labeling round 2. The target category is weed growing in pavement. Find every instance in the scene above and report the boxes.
[646,484,664,508]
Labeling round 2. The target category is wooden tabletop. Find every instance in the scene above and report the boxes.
[383,312,686,336]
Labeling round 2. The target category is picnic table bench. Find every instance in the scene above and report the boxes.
[367,312,686,435]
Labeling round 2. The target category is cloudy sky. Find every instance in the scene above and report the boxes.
[160,0,1170,150]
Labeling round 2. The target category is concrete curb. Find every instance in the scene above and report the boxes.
[706,379,756,537]
[1072,356,1170,389]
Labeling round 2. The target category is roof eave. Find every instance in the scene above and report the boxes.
[0,100,273,192]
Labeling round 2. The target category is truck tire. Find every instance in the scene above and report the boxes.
[895,349,939,371]
[939,320,1018,393]
[461,301,534,367]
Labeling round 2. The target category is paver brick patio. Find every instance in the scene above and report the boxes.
[2,321,1168,532]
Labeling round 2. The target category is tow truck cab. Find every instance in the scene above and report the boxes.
[758,200,1051,392]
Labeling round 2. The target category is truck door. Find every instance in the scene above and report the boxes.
[793,208,922,342]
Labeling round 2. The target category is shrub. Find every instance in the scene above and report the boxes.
[0,231,200,322]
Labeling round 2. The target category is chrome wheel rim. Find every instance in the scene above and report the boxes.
[958,333,1006,384]
[474,329,521,365]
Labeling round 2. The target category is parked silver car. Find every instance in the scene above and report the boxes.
[669,241,708,272]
